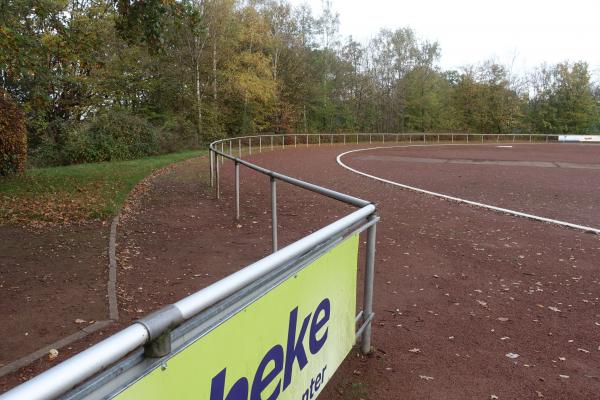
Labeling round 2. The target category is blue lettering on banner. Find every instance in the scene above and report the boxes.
[210,298,331,400]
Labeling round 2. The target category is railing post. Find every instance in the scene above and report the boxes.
[409,135,412,143]
[369,134,372,144]
[382,134,385,144]
[271,135,274,151]
[235,161,240,220]
[283,135,285,149]
[239,139,242,158]
[259,136,262,153]
[221,142,225,164]
[318,135,321,146]
[451,134,453,143]
[209,149,214,187]
[423,134,426,143]
[481,134,483,143]
[229,140,232,156]
[215,152,220,199]
[529,134,532,143]
[361,214,377,354]
[294,135,297,148]
[467,134,469,143]
[343,134,346,145]
[270,177,278,253]
[396,134,399,143]
[546,135,548,143]
[356,134,359,144]
[249,138,252,155]
[306,134,309,147]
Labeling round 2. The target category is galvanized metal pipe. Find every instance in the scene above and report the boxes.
[216,154,220,199]
[210,150,214,187]
[361,215,377,354]
[271,177,278,252]
[3,202,376,400]
[235,161,240,220]
[271,135,274,151]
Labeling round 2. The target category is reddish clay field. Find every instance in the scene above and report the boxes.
[2,142,600,400]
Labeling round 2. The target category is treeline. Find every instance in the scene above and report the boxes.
[1,0,599,167]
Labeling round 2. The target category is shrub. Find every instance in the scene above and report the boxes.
[158,116,196,153]
[0,92,27,176]
[61,110,160,164]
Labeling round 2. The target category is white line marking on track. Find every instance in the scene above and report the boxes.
[336,144,600,235]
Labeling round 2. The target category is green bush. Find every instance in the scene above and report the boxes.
[0,93,27,176]
[62,110,160,164]
[158,116,196,153]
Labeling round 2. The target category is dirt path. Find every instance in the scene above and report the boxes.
[2,145,600,399]
[0,222,109,368]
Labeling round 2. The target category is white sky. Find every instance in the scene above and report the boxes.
[289,0,600,78]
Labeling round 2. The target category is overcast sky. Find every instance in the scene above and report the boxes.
[289,0,600,78]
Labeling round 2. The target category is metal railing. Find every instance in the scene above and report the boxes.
[208,137,377,349]
[1,135,380,400]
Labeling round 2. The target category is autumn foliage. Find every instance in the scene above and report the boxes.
[0,92,27,176]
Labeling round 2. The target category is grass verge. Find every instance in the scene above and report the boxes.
[0,150,204,225]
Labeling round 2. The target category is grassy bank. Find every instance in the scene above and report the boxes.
[0,150,204,225]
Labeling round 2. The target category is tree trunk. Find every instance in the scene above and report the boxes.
[196,53,202,146]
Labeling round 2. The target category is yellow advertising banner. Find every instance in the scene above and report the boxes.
[115,234,359,400]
